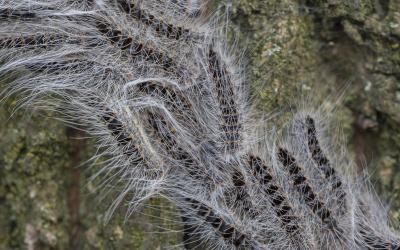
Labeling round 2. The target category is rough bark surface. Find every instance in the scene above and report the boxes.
[0,0,399,248]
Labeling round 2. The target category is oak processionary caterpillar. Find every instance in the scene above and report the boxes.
[0,0,399,249]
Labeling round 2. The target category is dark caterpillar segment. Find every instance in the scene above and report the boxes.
[101,107,140,158]
[116,0,192,40]
[306,116,329,166]
[247,155,300,234]
[0,34,67,49]
[208,48,241,153]
[0,32,101,50]
[230,170,258,218]
[186,198,251,247]
[0,8,37,20]
[359,228,400,250]
[84,0,95,6]
[232,170,246,187]
[128,82,207,154]
[24,59,94,74]
[68,0,95,9]
[136,82,190,109]
[96,22,176,72]
[0,7,61,21]
[133,82,198,126]
[277,148,337,229]
[357,202,400,250]
[146,111,195,167]
[305,116,346,201]
[147,112,175,151]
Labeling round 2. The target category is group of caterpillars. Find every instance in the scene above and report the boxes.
[0,0,399,249]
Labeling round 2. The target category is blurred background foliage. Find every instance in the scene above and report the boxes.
[0,0,399,249]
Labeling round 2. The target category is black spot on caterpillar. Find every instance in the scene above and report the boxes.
[248,155,300,234]
[277,148,337,230]
[232,170,246,187]
[208,48,241,154]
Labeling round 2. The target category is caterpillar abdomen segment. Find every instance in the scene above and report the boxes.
[277,148,337,229]
[185,198,252,248]
[96,22,176,72]
[0,8,37,20]
[248,155,301,235]
[116,0,195,41]
[208,48,242,155]
[305,116,346,202]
